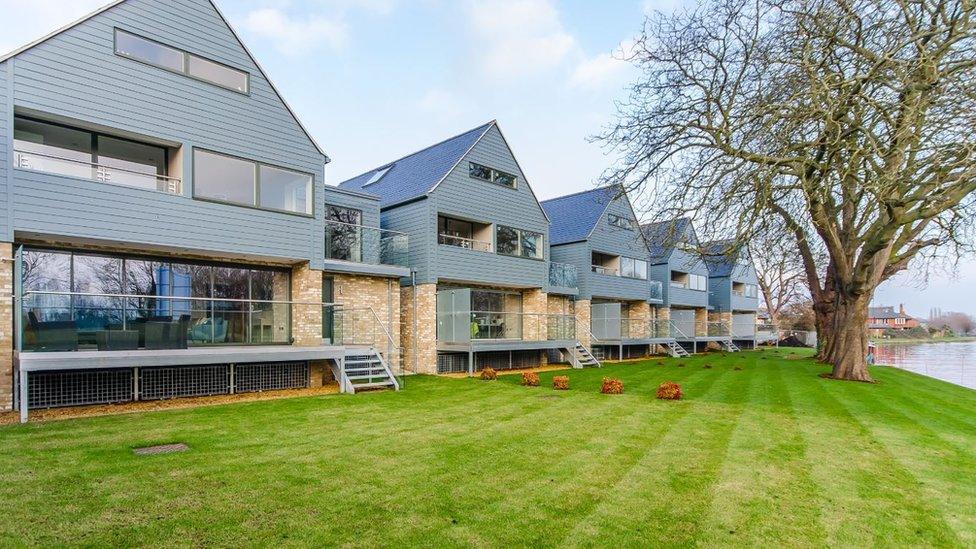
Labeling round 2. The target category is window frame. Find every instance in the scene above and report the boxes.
[495,225,544,260]
[114,28,250,95]
[468,161,518,189]
[688,273,707,291]
[608,213,634,231]
[192,147,314,217]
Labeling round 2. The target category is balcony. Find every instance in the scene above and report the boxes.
[592,265,618,276]
[325,220,409,268]
[438,233,492,252]
[14,149,182,195]
[548,261,578,289]
[436,311,576,343]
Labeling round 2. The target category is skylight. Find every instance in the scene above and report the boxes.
[365,165,393,185]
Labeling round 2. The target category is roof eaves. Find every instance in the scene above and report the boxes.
[0,0,128,63]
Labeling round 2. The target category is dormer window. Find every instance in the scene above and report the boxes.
[469,162,517,189]
[365,165,392,185]
[115,29,249,94]
[608,213,634,230]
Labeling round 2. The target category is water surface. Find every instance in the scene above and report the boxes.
[874,340,976,390]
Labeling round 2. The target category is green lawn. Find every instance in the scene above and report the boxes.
[2,349,975,547]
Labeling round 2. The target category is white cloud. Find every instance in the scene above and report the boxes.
[241,7,348,55]
[0,0,106,56]
[466,0,577,77]
[571,39,636,89]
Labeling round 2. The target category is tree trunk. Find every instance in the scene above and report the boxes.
[827,293,873,382]
[813,264,837,363]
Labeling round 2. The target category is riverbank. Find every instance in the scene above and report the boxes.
[872,336,976,344]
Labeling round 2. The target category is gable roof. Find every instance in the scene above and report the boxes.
[702,239,741,277]
[641,217,693,261]
[339,122,494,208]
[0,0,329,161]
[868,306,914,320]
[541,185,622,245]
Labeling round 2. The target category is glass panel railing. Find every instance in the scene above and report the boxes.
[706,321,731,337]
[592,265,618,276]
[435,311,576,342]
[325,221,409,268]
[438,234,493,252]
[14,149,182,195]
[548,262,578,288]
[649,280,663,301]
[618,318,673,339]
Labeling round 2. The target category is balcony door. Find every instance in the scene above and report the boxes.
[591,302,622,340]
[436,288,471,343]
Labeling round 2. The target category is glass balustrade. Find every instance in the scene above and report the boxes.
[325,221,410,267]
[548,262,578,289]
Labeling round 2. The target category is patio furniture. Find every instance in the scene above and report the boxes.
[95,329,140,351]
[145,315,190,349]
[27,311,79,351]
[189,318,227,344]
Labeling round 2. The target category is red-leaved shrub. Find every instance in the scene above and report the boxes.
[480,367,497,381]
[552,376,569,390]
[601,377,624,394]
[521,372,540,387]
[656,381,682,400]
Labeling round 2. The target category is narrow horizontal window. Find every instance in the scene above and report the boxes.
[608,213,634,230]
[187,54,249,94]
[469,162,517,189]
[115,29,250,95]
[115,29,184,72]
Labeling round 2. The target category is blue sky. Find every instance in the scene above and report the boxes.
[1,0,973,317]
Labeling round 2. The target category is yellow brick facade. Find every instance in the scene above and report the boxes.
[329,273,402,370]
[400,283,437,374]
[575,299,591,349]
[290,262,324,347]
[0,244,12,411]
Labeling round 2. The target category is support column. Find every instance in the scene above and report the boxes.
[574,299,591,349]
[400,283,437,374]
[290,262,327,387]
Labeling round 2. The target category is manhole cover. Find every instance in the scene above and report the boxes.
[133,443,190,456]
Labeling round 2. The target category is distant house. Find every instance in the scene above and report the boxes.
[867,304,920,335]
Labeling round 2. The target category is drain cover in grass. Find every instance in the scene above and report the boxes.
[133,443,189,456]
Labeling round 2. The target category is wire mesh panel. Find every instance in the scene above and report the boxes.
[437,352,468,374]
[140,364,230,400]
[28,369,134,408]
[235,362,309,393]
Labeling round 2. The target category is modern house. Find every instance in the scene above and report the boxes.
[542,185,678,360]
[340,121,597,374]
[642,218,736,353]
[703,240,760,348]
[867,304,920,336]
[1,0,406,422]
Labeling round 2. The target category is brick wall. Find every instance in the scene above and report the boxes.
[290,262,323,347]
[575,299,591,349]
[0,244,12,411]
[400,283,437,374]
[695,307,708,337]
[331,273,401,369]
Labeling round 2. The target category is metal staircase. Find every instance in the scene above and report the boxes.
[336,347,400,394]
[573,342,602,368]
[722,339,741,353]
[666,340,691,358]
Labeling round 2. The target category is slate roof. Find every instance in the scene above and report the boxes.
[540,185,621,245]
[641,217,692,261]
[702,239,740,277]
[339,121,495,208]
[868,306,913,320]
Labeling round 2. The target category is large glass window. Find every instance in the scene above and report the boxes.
[13,117,173,193]
[325,206,362,261]
[689,274,707,291]
[115,29,249,94]
[114,29,184,72]
[194,150,256,206]
[259,165,312,214]
[187,54,249,94]
[194,149,312,214]
[19,249,290,351]
[608,213,634,230]
[496,226,544,259]
[470,289,522,340]
[620,257,648,280]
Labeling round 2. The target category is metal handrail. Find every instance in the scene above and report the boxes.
[324,218,409,238]
[19,290,342,307]
[14,149,182,194]
[438,233,493,252]
[592,265,618,275]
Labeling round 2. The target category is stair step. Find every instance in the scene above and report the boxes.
[345,368,388,375]
[348,374,393,381]
[350,381,395,389]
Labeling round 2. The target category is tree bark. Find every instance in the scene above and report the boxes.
[826,293,873,382]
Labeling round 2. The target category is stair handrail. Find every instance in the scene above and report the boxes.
[364,305,403,386]
[669,320,691,340]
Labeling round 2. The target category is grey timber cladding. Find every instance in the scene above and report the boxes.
[664,249,710,308]
[585,193,652,301]
[5,0,326,263]
[429,124,549,287]
[0,61,8,239]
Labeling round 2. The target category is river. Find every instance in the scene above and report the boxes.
[873,340,976,390]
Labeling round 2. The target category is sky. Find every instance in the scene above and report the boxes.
[1,0,973,317]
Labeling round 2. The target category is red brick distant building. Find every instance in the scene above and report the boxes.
[867,304,920,336]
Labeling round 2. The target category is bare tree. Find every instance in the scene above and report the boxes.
[750,229,808,325]
[598,0,976,381]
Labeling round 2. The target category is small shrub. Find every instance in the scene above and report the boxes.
[521,372,540,387]
[552,376,569,390]
[601,377,624,394]
[656,381,682,400]
[480,367,497,381]
[678,362,686,368]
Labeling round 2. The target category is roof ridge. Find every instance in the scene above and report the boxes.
[340,120,495,187]
[540,184,619,205]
